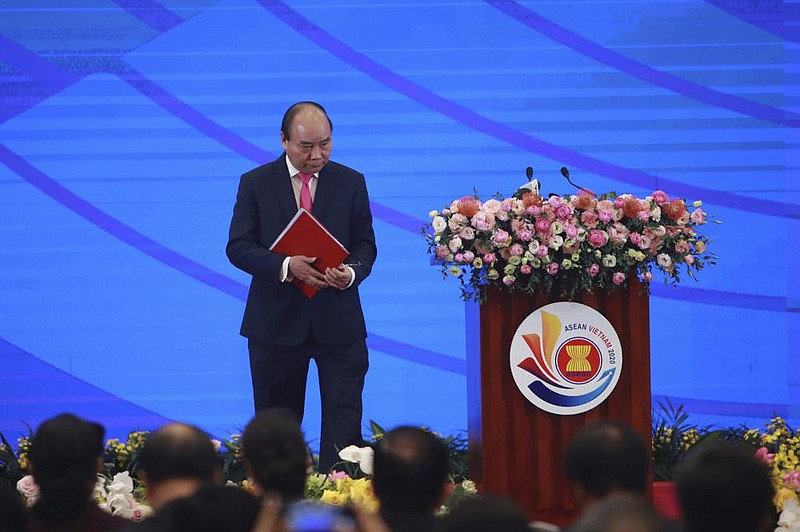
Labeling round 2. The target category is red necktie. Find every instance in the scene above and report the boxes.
[298,172,313,211]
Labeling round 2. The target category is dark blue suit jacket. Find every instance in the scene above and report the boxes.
[226,155,377,346]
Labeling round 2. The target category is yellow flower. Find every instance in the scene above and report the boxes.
[348,479,379,512]
[320,489,346,506]
[774,487,798,511]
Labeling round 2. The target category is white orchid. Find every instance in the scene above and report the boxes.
[338,445,374,475]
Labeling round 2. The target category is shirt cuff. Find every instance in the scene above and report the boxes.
[343,266,355,289]
[280,256,293,282]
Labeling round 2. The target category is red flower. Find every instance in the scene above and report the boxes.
[457,197,481,218]
[662,200,687,221]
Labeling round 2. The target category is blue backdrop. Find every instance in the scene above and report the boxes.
[1,0,798,448]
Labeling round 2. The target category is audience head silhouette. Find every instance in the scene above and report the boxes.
[565,420,648,508]
[571,498,668,532]
[28,413,105,522]
[676,442,774,532]
[137,422,219,512]
[155,485,260,532]
[440,495,530,532]
[242,408,308,503]
[373,426,449,513]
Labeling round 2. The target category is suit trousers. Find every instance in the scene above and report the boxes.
[247,335,369,472]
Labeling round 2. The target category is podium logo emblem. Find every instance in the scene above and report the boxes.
[509,302,622,415]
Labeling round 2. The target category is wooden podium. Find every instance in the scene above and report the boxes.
[466,279,651,525]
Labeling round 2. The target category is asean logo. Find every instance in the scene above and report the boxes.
[509,302,622,415]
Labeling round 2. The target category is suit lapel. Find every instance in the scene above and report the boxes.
[313,164,336,221]
[268,155,298,221]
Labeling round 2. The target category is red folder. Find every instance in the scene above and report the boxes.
[269,208,349,298]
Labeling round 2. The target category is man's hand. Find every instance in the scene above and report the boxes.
[289,256,328,290]
[324,264,352,290]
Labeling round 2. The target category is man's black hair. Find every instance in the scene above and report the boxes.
[28,413,105,521]
[373,426,450,512]
[564,420,649,498]
[242,409,308,502]
[676,442,774,532]
[138,423,218,484]
[280,101,332,140]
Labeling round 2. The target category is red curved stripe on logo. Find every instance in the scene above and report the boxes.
[518,357,563,388]
[522,333,561,383]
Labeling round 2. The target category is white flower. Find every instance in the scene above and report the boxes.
[602,255,617,268]
[778,499,800,531]
[107,471,134,496]
[482,199,502,214]
[210,439,222,452]
[657,253,673,268]
[428,210,439,218]
[548,235,564,250]
[550,220,564,235]
[338,445,374,475]
[432,216,447,234]
[650,206,661,222]
[448,236,463,253]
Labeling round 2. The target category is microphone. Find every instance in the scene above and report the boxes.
[560,167,596,197]
[514,166,540,198]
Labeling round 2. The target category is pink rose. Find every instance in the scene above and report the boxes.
[517,230,532,242]
[598,210,613,223]
[588,229,609,248]
[131,507,146,522]
[455,253,465,263]
[459,226,475,240]
[640,271,653,281]
[755,447,775,465]
[493,230,509,244]
[690,208,706,224]
[555,204,572,220]
[784,470,800,489]
[502,275,515,286]
[587,264,600,277]
[613,196,626,208]
[471,212,495,231]
[652,190,669,205]
[510,243,524,257]
[463,251,475,263]
[526,205,540,215]
[520,264,532,274]
[612,272,626,285]
[483,253,496,264]
[534,218,551,234]
[637,210,650,222]
[17,475,39,504]
[684,254,695,265]
[536,245,549,258]
[565,225,579,239]
[580,210,598,228]
[629,232,641,245]
[546,262,559,276]
[674,241,690,253]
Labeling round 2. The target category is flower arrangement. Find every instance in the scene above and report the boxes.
[752,417,800,531]
[0,420,473,520]
[649,402,800,532]
[16,471,151,520]
[424,183,716,301]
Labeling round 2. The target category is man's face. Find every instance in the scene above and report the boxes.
[281,108,332,175]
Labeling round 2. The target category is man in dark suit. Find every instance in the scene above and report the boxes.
[226,101,377,472]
